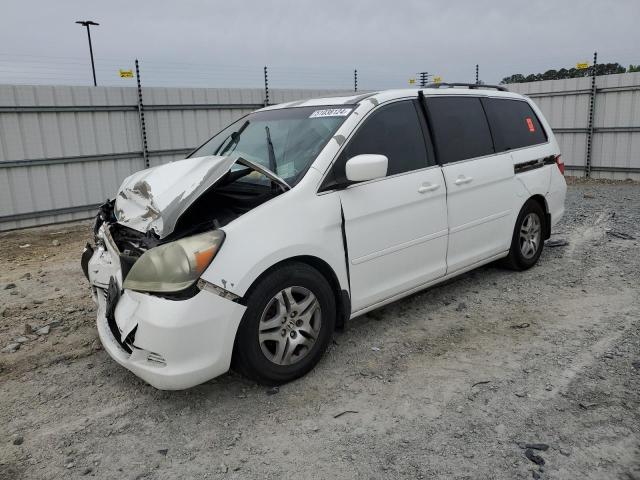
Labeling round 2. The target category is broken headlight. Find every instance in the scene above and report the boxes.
[122,230,225,293]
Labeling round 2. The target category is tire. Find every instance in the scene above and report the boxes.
[502,199,546,271]
[232,263,336,385]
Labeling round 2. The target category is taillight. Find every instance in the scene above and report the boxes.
[554,154,564,175]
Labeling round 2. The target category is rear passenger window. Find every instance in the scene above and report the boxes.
[482,98,547,151]
[325,100,430,187]
[426,97,494,164]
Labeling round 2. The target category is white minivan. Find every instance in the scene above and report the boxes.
[82,84,566,389]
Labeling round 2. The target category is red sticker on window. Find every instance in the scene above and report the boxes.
[526,117,535,132]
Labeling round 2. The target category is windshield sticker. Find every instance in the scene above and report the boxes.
[278,161,296,179]
[309,108,352,118]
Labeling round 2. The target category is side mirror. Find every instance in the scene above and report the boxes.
[345,154,388,183]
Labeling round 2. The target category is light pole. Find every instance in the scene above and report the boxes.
[75,20,99,86]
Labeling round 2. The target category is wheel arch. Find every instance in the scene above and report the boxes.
[241,255,350,330]
[527,194,551,240]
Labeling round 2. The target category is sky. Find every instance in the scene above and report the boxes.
[1,0,639,90]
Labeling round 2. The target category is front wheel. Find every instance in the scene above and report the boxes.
[503,200,546,270]
[232,263,336,385]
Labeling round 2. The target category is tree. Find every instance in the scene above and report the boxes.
[595,63,626,76]
[500,73,526,84]
[500,61,631,84]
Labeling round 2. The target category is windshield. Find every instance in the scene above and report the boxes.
[190,106,353,187]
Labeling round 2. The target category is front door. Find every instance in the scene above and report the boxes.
[327,99,448,312]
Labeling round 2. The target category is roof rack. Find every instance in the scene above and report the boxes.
[424,82,508,92]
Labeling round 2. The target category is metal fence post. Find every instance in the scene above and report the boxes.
[354,69,358,92]
[135,59,149,168]
[585,51,598,178]
[419,72,429,88]
[263,66,270,106]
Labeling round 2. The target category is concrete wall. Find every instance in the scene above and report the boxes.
[0,85,354,231]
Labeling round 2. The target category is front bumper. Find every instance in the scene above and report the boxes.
[88,227,246,390]
[94,287,245,390]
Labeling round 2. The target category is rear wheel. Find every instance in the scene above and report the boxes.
[503,200,545,270]
[232,263,336,385]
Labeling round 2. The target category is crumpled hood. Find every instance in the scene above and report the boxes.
[114,155,237,238]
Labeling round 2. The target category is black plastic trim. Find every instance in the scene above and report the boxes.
[339,202,351,290]
[148,283,201,301]
[424,82,508,92]
[514,155,556,174]
[337,290,351,330]
[413,95,437,167]
[105,278,131,354]
[418,92,442,165]
[514,159,544,174]
[80,243,93,281]
[544,213,552,240]
[478,98,498,154]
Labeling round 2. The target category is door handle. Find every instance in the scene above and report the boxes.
[418,183,440,193]
[454,176,473,186]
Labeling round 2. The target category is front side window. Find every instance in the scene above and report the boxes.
[481,98,547,152]
[426,96,495,164]
[190,106,352,187]
[323,100,430,188]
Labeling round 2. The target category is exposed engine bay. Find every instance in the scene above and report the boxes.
[92,167,282,281]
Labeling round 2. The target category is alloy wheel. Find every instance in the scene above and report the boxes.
[258,286,322,366]
[519,212,541,259]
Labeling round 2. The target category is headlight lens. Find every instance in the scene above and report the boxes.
[123,230,225,293]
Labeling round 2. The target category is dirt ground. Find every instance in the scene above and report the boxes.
[1,179,639,480]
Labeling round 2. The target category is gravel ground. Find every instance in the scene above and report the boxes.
[1,179,639,480]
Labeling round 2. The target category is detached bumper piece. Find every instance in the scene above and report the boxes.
[80,243,94,281]
[104,277,135,354]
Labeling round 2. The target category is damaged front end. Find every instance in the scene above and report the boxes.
[83,205,247,388]
[84,154,288,297]
[81,156,266,384]
[78,103,353,389]
[113,154,289,240]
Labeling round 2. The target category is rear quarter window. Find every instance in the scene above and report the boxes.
[481,98,547,152]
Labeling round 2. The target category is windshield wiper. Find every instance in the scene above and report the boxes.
[265,126,278,174]
[214,121,249,156]
[264,126,280,192]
